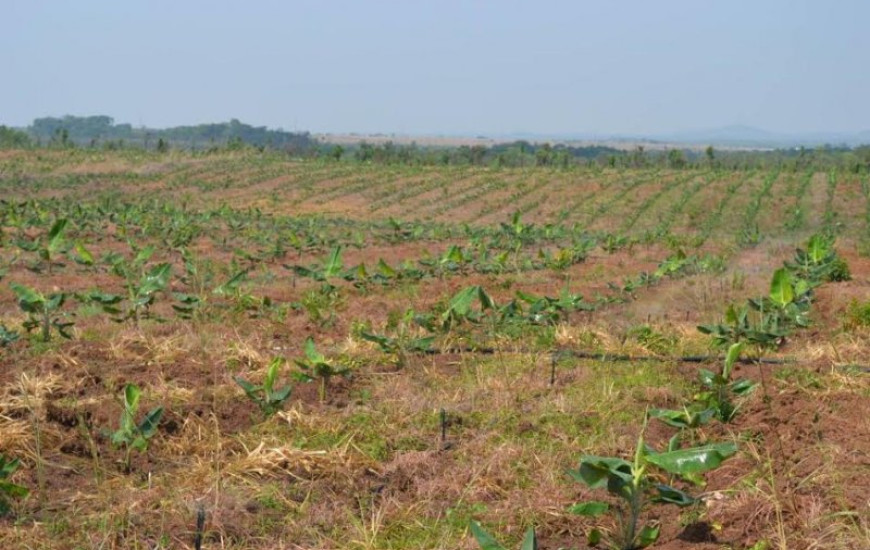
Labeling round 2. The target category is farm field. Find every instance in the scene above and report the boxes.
[0,149,868,549]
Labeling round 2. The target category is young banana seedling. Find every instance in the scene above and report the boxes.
[568,419,737,550]
[470,521,537,550]
[235,357,293,417]
[294,338,350,402]
[10,282,74,342]
[111,384,164,473]
[16,218,68,274]
[696,342,758,422]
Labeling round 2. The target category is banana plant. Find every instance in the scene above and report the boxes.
[440,285,496,331]
[698,302,786,350]
[286,245,346,284]
[294,338,350,402]
[235,357,293,417]
[0,455,28,516]
[10,282,74,342]
[360,311,435,367]
[696,343,757,422]
[568,422,737,550]
[15,218,68,274]
[89,262,172,323]
[786,233,836,283]
[0,324,19,347]
[111,384,164,473]
[470,521,537,550]
[515,289,594,325]
[361,332,434,354]
[647,407,715,430]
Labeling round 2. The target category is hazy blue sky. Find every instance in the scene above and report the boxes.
[3,1,868,136]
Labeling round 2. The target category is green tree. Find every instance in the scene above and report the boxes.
[0,126,31,149]
[330,144,344,161]
[667,149,687,169]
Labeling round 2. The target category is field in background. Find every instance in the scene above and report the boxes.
[0,149,867,549]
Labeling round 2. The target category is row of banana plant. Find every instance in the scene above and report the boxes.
[699,233,850,350]
[472,346,749,549]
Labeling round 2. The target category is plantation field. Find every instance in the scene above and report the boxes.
[0,149,868,549]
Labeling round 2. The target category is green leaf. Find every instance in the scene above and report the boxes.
[133,245,156,266]
[520,527,537,550]
[477,286,495,310]
[214,270,247,295]
[360,331,391,349]
[124,384,141,413]
[470,521,506,550]
[806,234,829,264]
[648,408,713,429]
[730,378,758,396]
[376,258,397,278]
[269,385,292,403]
[264,358,281,390]
[448,286,480,316]
[138,406,163,438]
[139,263,172,295]
[653,484,697,506]
[769,268,794,308]
[568,501,609,516]
[47,218,68,250]
[697,368,717,388]
[74,241,94,265]
[645,442,737,475]
[10,283,43,311]
[408,336,435,352]
[0,456,21,478]
[724,342,744,379]
[570,456,633,489]
[637,524,660,547]
[0,481,28,499]
[89,291,123,305]
[234,377,258,395]
[586,528,602,545]
[303,337,325,363]
[323,246,344,278]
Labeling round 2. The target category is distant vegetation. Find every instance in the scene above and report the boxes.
[23,115,315,153]
[2,114,870,173]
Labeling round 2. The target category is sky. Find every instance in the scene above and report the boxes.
[2,1,869,136]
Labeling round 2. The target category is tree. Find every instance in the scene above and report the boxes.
[631,146,647,168]
[330,145,344,161]
[535,143,554,166]
[0,126,31,149]
[667,149,687,169]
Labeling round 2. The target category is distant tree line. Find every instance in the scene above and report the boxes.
[338,140,627,168]
[328,140,870,173]
[2,115,870,173]
[22,115,316,153]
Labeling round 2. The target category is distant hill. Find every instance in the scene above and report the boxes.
[493,125,870,149]
[26,115,315,151]
[656,125,870,148]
